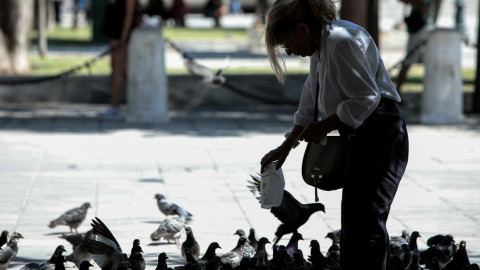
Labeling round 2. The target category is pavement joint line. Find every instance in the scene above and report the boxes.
[409,173,480,225]
[14,149,45,232]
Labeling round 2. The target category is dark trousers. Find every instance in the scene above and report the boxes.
[339,99,409,270]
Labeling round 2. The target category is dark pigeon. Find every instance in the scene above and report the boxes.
[443,240,476,270]
[181,226,200,262]
[404,249,422,270]
[129,239,143,260]
[155,252,170,270]
[420,233,455,268]
[129,252,145,270]
[247,174,325,246]
[285,231,303,257]
[247,228,258,251]
[408,231,421,251]
[197,242,221,269]
[20,245,67,270]
[250,237,270,268]
[53,255,66,270]
[48,202,91,233]
[79,261,93,270]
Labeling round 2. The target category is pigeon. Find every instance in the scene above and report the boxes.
[19,245,67,270]
[62,231,94,268]
[79,261,93,270]
[390,229,410,257]
[308,239,327,270]
[129,252,145,270]
[129,239,143,260]
[181,226,200,262]
[234,229,256,259]
[268,245,292,270]
[184,248,198,264]
[155,252,170,270]
[247,174,325,246]
[285,231,303,257]
[53,256,66,270]
[408,231,421,251]
[154,194,193,223]
[197,242,221,269]
[325,243,341,269]
[405,249,423,270]
[83,217,128,270]
[150,216,186,244]
[48,202,91,233]
[419,234,455,268]
[325,229,341,246]
[0,231,8,250]
[247,228,258,251]
[250,237,270,268]
[443,240,477,270]
[0,232,23,270]
[219,237,248,268]
[292,249,310,270]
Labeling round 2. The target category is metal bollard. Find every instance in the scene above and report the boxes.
[420,28,465,125]
[126,22,169,124]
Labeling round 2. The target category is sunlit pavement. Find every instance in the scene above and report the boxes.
[0,103,479,268]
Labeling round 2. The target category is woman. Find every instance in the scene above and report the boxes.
[99,0,139,120]
[260,0,409,269]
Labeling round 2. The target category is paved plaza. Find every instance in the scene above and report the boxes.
[0,103,479,269]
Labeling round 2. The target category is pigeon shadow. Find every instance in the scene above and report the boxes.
[43,232,68,236]
[138,178,164,183]
[148,242,176,246]
[143,220,164,224]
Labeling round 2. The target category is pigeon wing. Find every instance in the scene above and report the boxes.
[90,217,121,251]
[270,190,301,224]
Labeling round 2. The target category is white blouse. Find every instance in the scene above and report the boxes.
[294,20,401,129]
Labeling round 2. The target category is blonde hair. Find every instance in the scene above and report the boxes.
[265,0,336,83]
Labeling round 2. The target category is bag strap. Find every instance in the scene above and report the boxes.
[313,81,320,202]
[313,82,319,122]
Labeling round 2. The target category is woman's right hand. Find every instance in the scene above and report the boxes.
[260,143,292,173]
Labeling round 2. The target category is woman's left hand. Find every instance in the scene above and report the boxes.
[298,113,345,143]
[298,122,328,144]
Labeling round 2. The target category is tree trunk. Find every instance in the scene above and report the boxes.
[474,2,480,113]
[340,0,379,47]
[38,0,48,57]
[0,0,34,74]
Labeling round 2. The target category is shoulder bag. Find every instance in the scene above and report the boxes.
[301,82,355,201]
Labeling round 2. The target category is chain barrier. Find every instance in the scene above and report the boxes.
[0,42,126,86]
[0,33,474,104]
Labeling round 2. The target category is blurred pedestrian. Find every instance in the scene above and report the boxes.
[53,0,63,25]
[72,0,87,29]
[395,0,434,98]
[203,0,228,27]
[230,0,243,14]
[170,0,188,26]
[144,0,169,23]
[261,0,409,269]
[98,0,141,120]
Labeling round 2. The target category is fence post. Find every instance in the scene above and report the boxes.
[420,28,465,125]
[126,23,169,124]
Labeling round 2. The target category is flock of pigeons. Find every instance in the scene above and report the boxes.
[0,175,478,270]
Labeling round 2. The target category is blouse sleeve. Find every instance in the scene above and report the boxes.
[331,37,381,128]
